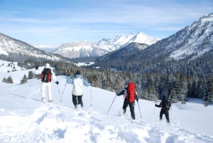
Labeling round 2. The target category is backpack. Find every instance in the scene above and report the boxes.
[165,100,171,110]
[127,82,136,102]
[41,68,52,82]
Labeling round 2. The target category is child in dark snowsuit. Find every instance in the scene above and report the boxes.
[155,96,171,123]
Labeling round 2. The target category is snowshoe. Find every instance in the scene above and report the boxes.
[42,97,46,103]
[48,99,53,103]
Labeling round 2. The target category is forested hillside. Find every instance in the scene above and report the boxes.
[87,13,213,105]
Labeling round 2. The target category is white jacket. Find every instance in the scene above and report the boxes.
[67,75,90,96]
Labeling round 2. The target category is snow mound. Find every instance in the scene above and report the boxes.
[1,102,212,143]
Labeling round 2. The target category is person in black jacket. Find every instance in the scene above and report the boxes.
[155,96,171,123]
[117,82,138,120]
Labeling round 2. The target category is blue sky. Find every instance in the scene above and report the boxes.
[0,0,213,46]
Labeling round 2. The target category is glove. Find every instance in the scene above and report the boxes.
[136,98,138,102]
[155,104,157,107]
[55,81,59,85]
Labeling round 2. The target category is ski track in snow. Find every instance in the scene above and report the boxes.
[0,101,213,143]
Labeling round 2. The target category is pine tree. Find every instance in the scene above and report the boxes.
[204,77,213,106]
[2,76,13,84]
[175,73,188,103]
[170,89,178,103]
[7,76,13,84]
[2,77,7,83]
[20,74,28,84]
[28,71,34,79]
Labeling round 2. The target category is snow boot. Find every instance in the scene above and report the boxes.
[42,97,46,103]
[48,99,53,103]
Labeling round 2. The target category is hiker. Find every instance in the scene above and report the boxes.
[41,63,59,102]
[117,82,139,120]
[155,96,171,123]
[34,65,40,79]
[67,70,90,109]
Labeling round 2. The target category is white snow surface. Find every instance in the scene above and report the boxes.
[0,48,8,56]
[75,62,94,67]
[0,60,213,143]
[35,45,58,53]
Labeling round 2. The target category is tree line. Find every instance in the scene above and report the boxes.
[3,60,212,106]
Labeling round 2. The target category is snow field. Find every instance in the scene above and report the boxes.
[0,63,213,143]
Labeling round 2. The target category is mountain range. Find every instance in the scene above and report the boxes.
[0,31,158,63]
[0,13,212,72]
[93,13,213,73]
[52,32,159,59]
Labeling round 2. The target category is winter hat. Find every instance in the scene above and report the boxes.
[45,63,50,68]
[35,65,39,70]
[76,70,81,75]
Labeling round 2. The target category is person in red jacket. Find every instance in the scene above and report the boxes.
[117,82,138,119]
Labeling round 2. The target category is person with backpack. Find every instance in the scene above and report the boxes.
[117,82,139,120]
[67,70,90,109]
[155,96,171,123]
[41,63,59,103]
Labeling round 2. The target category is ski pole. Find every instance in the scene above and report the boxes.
[90,86,93,106]
[137,100,142,118]
[153,106,156,115]
[57,85,62,102]
[62,76,68,95]
[153,99,158,115]
[106,94,117,114]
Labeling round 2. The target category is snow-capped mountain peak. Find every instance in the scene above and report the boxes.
[53,32,159,59]
[113,32,158,47]
[113,35,133,46]
[200,13,213,23]
[129,32,159,45]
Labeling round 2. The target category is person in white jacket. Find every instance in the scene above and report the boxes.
[41,63,59,103]
[67,70,90,109]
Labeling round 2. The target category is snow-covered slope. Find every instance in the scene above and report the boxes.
[53,32,159,59]
[35,44,58,53]
[0,33,71,63]
[53,41,109,59]
[0,60,213,143]
[167,13,213,60]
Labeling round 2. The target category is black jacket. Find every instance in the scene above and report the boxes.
[156,98,171,111]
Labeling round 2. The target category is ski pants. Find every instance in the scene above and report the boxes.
[160,109,170,123]
[72,94,83,108]
[41,82,52,101]
[123,99,135,119]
